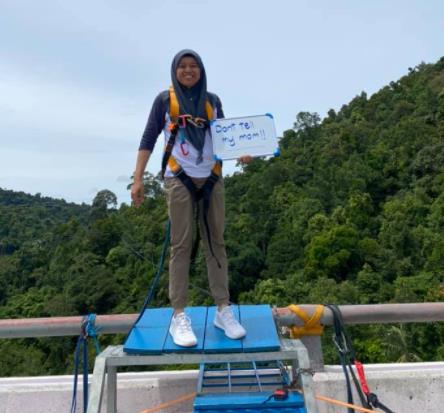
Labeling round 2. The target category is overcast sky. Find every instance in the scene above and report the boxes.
[1,0,443,205]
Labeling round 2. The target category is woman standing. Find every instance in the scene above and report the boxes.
[131,49,248,347]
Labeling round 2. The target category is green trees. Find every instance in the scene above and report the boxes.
[1,57,444,375]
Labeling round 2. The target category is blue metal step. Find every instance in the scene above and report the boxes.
[194,361,307,412]
[123,304,280,354]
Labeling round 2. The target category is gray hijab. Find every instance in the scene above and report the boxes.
[171,49,208,163]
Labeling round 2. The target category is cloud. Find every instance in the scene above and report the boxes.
[0,63,144,139]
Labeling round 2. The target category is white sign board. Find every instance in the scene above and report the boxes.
[210,114,279,161]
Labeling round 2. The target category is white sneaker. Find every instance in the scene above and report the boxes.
[214,306,247,339]
[169,312,198,347]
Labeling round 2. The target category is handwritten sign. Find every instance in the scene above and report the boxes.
[210,114,279,160]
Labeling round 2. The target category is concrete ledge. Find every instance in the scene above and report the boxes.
[315,362,444,413]
[1,362,443,413]
[0,370,199,413]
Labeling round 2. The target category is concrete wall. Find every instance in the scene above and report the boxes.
[316,363,444,413]
[1,362,443,413]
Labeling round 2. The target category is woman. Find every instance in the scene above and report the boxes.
[131,49,248,347]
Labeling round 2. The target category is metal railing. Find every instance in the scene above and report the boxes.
[1,303,443,339]
[2,302,443,413]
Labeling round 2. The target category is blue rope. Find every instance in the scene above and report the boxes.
[133,220,171,326]
[83,335,88,412]
[70,314,101,413]
[70,336,82,413]
[85,314,101,354]
[70,217,170,412]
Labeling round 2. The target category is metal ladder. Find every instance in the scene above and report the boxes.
[197,360,291,393]
[194,360,311,412]
[86,339,318,413]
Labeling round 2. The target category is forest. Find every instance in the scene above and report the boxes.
[0,58,443,376]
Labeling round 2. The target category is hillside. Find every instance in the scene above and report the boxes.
[0,188,90,253]
[0,58,443,376]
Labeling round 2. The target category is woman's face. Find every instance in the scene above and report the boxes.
[176,56,201,88]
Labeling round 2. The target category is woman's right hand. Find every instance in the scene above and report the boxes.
[238,155,253,164]
[131,180,145,207]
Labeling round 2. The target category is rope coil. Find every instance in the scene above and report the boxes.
[287,304,325,338]
[70,313,101,413]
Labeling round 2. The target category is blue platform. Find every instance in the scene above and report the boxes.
[124,304,280,354]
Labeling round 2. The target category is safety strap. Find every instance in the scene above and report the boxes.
[354,359,395,413]
[327,304,362,412]
[287,304,325,339]
[168,156,222,267]
[169,85,213,122]
[162,85,214,179]
[325,304,395,413]
[161,87,221,266]
[167,154,222,177]
[161,124,179,179]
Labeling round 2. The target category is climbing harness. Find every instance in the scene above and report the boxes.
[161,85,216,179]
[326,304,395,413]
[70,314,101,413]
[161,85,213,179]
[287,304,325,338]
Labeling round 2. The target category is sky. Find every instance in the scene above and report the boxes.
[1,0,443,205]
